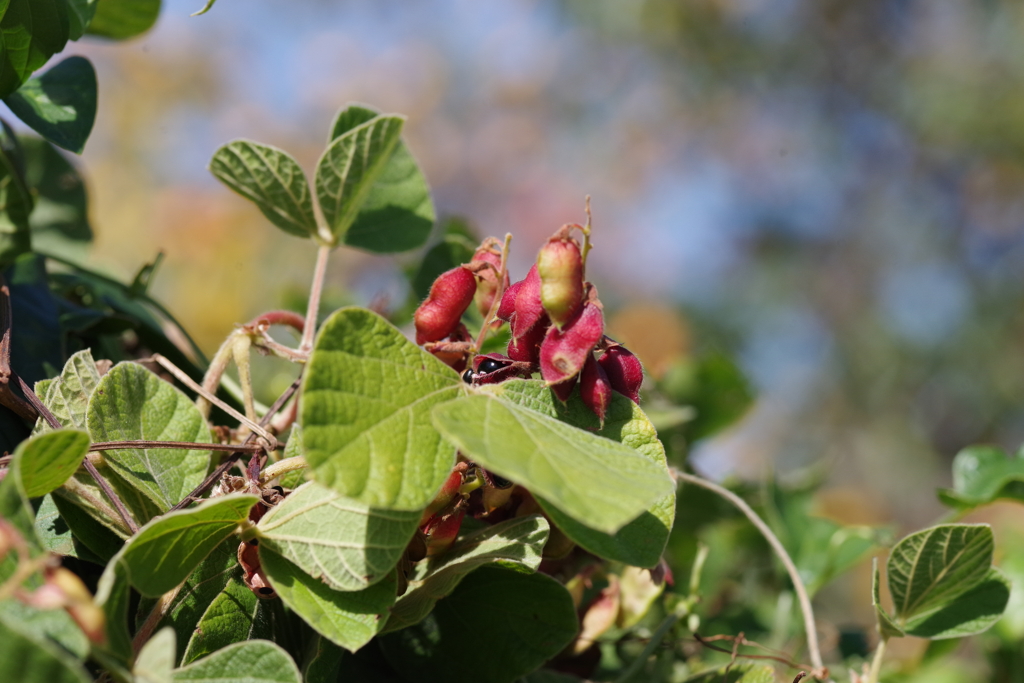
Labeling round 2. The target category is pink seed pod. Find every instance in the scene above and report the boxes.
[497,279,523,321]
[414,266,478,345]
[539,303,604,385]
[507,313,549,365]
[423,506,467,557]
[550,373,578,402]
[512,264,545,339]
[580,352,612,422]
[537,235,584,329]
[471,239,509,318]
[599,345,643,403]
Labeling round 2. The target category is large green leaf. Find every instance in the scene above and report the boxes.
[432,387,675,534]
[301,307,464,510]
[182,577,272,664]
[37,492,124,562]
[327,105,433,253]
[5,56,97,154]
[887,524,993,621]
[134,626,175,683]
[379,566,578,683]
[172,641,301,683]
[22,133,92,255]
[260,548,396,652]
[495,380,675,566]
[314,114,404,244]
[15,429,89,497]
[95,557,133,662]
[33,349,100,432]
[872,558,904,640]
[0,613,90,683]
[902,567,1010,639]
[87,361,213,510]
[0,0,70,98]
[209,140,318,240]
[86,0,160,40]
[382,514,549,633]
[118,494,258,597]
[299,636,344,683]
[255,481,420,592]
[66,0,98,40]
[938,445,1024,509]
[0,119,33,265]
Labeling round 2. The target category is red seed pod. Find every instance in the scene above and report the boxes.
[423,506,467,557]
[537,235,584,329]
[414,266,478,345]
[471,238,509,318]
[550,373,578,402]
[497,279,523,321]
[419,462,469,526]
[539,303,604,385]
[512,265,545,339]
[580,352,612,422]
[507,313,549,365]
[599,345,643,403]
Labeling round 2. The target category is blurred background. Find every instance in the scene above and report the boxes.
[21,0,1024,674]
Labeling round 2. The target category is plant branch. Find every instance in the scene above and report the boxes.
[473,232,512,354]
[196,334,236,419]
[90,440,267,453]
[259,456,307,485]
[672,469,830,681]
[867,639,887,683]
[299,244,331,354]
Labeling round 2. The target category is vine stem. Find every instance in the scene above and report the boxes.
[671,469,831,682]
[473,233,513,354]
[866,639,887,683]
[299,244,331,354]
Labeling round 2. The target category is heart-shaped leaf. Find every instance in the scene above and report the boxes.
[432,387,675,534]
[86,0,160,41]
[383,514,550,633]
[901,566,1011,639]
[5,56,97,154]
[493,380,675,566]
[301,307,464,510]
[314,114,404,243]
[260,548,396,652]
[255,481,420,592]
[32,349,101,433]
[87,362,213,511]
[172,640,301,683]
[209,140,318,239]
[327,104,433,253]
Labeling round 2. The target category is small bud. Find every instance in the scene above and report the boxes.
[471,238,508,318]
[580,353,611,422]
[537,234,584,329]
[414,266,478,345]
[507,314,549,365]
[512,265,545,339]
[539,303,604,385]
[599,345,643,403]
[497,279,523,321]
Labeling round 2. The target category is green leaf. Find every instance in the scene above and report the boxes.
[172,640,301,683]
[209,140,318,239]
[410,233,476,300]
[15,429,89,498]
[0,0,70,98]
[95,557,133,662]
[888,524,993,621]
[87,361,213,510]
[682,664,775,682]
[314,114,405,244]
[260,548,396,652]
[301,307,464,510]
[135,627,175,683]
[33,349,100,432]
[66,0,98,40]
[937,445,1024,509]
[36,492,123,562]
[299,635,344,683]
[494,380,675,566]
[0,613,90,683]
[432,387,675,534]
[119,494,258,597]
[86,0,160,40]
[255,481,419,592]
[182,577,271,664]
[379,566,578,683]
[5,56,97,154]
[660,350,753,442]
[872,558,904,640]
[0,119,34,265]
[903,567,1010,639]
[276,425,306,490]
[382,514,549,633]
[0,598,90,659]
[327,105,434,253]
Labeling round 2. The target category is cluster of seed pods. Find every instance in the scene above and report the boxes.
[413,225,644,421]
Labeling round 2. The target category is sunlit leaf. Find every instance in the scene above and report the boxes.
[938,445,1024,509]
[301,307,464,510]
[0,613,90,683]
[383,515,549,633]
[903,567,1010,639]
[86,0,160,40]
[209,140,318,239]
[172,640,301,683]
[134,627,175,683]
[255,482,420,592]
[33,349,101,433]
[66,0,98,40]
[87,361,212,510]
[15,429,89,498]
[5,56,97,154]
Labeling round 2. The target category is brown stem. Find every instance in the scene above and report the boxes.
[473,233,513,354]
[90,441,267,453]
[0,279,38,422]
[299,244,331,354]
[250,310,305,334]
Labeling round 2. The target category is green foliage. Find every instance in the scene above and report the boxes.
[0,120,34,265]
[171,641,301,683]
[0,613,90,683]
[300,307,464,510]
[4,56,96,154]
[86,0,160,40]
[0,0,70,99]
[938,445,1024,510]
[14,429,89,497]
